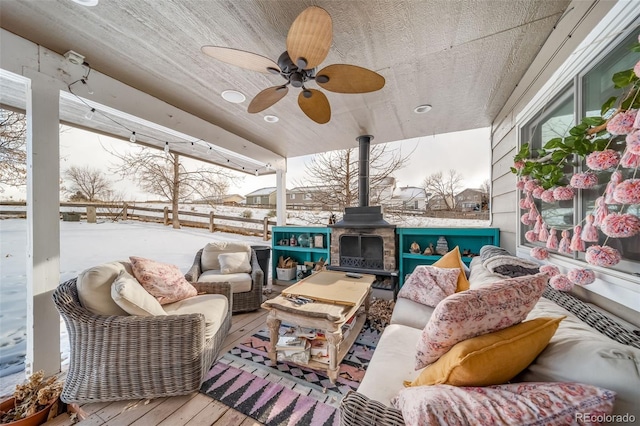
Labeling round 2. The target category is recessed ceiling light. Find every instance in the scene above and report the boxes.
[414,104,432,114]
[71,0,99,6]
[264,115,279,123]
[221,90,246,103]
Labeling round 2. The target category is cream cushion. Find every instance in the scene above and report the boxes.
[201,241,251,271]
[111,270,167,316]
[357,324,422,407]
[77,261,131,316]
[390,297,436,330]
[521,297,640,418]
[163,294,228,340]
[467,256,504,289]
[198,270,252,293]
[218,252,251,274]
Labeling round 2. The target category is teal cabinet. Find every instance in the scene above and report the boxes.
[397,227,499,287]
[271,226,331,284]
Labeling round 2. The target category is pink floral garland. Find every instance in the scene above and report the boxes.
[585,245,621,267]
[570,172,598,189]
[613,179,640,205]
[549,274,573,291]
[606,109,637,135]
[600,213,640,238]
[586,149,620,171]
[567,269,596,286]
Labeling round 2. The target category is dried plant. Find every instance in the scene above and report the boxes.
[0,371,62,423]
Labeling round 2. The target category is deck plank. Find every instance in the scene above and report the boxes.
[128,393,196,426]
[184,399,231,425]
[156,393,213,426]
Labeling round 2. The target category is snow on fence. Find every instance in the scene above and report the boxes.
[0,202,276,240]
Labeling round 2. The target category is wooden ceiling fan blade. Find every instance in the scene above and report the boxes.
[201,46,280,73]
[316,64,385,93]
[298,89,331,124]
[248,86,289,113]
[286,6,332,70]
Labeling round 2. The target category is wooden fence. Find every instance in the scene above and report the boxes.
[0,202,276,240]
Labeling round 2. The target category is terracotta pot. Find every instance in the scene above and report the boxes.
[0,397,54,426]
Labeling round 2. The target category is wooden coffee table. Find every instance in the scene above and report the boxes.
[261,270,374,383]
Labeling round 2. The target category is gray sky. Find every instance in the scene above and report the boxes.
[2,127,490,201]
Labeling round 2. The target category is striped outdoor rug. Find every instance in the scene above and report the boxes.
[200,320,383,426]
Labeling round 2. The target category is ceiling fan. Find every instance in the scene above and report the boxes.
[201,6,385,124]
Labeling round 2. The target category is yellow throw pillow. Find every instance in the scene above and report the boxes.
[406,316,564,387]
[433,246,469,292]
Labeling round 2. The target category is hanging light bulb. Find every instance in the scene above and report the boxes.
[191,141,196,151]
[164,142,170,153]
[255,170,259,176]
[129,132,136,143]
[84,108,95,120]
[81,78,94,94]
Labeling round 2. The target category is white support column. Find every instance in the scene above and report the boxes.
[275,162,287,226]
[25,71,61,377]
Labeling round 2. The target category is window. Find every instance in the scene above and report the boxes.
[520,25,640,274]
[521,88,575,247]
[290,193,295,200]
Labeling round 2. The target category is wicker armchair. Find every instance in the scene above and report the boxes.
[185,246,264,313]
[52,278,232,403]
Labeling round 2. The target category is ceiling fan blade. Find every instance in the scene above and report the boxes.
[316,64,385,93]
[201,46,280,73]
[248,86,289,113]
[298,89,331,124]
[286,6,332,70]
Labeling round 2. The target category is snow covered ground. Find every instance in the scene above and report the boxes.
[0,211,488,395]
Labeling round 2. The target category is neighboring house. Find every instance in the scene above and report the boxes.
[427,195,454,211]
[370,176,396,205]
[196,194,245,205]
[245,187,277,207]
[288,186,324,207]
[455,188,486,211]
[388,186,427,210]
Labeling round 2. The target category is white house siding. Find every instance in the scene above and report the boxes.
[489,0,640,323]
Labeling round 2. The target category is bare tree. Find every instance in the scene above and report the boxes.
[423,169,464,211]
[108,146,235,228]
[297,144,410,210]
[480,179,490,210]
[64,165,113,201]
[0,109,27,191]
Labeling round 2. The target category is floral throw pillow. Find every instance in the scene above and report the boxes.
[398,266,460,307]
[391,382,616,426]
[129,256,197,305]
[415,272,548,369]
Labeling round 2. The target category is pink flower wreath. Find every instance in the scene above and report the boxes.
[585,245,621,267]
[586,149,620,171]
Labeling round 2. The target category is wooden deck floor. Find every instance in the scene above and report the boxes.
[45,287,286,426]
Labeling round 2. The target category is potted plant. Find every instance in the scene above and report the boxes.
[0,371,62,425]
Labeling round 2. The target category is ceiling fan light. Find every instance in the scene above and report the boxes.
[302,90,312,99]
[264,115,279,123]
[296,57,308,69]
[414,104,432,114]
[221,90,246,103]
[316,75,329,84]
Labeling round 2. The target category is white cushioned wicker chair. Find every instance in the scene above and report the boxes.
[52,261,232,403]
[185,241,264,313]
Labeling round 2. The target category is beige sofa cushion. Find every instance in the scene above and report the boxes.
[468,256,504,289]
[163,294,228,340]
[77,261,131,316]
[201,241,251,271]
[218,252,251,274]
[198,270,252,293]
[358,324,422,407]
[111,270,167,316]
[390,297,435,330]
[521,298,640,419]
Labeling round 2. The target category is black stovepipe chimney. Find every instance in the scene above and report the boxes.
[357,135,373,207]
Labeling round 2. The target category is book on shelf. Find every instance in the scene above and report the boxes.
[310,338,328,357]
[294,326,317,339]
[276,336,308,352]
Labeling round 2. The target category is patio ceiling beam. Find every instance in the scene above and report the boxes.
[0,29,285,171]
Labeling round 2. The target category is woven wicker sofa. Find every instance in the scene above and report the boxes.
[186,242,264,313]
[340,257,640,426]
[53,263,232,403]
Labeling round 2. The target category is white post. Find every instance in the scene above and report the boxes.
[275,165,287,226]
[25,71,62,376]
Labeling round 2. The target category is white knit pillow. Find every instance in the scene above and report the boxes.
[111,270,167,316]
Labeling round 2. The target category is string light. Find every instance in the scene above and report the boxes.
[81,78,94,95]
[66,79,271,174]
